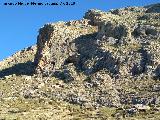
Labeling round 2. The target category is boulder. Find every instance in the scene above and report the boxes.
[134,104,150,111]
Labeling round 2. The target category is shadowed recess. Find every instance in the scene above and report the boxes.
[0,61,35,78]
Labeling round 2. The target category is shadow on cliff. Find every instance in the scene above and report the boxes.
[74,33,119,75]
[54,32,119,81]
[154,64,160,80]
[0,61,35,78]
[131,47,152,76]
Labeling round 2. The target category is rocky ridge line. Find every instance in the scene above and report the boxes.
[0,3,160,111]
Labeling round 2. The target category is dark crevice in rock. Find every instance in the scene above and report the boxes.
[132,25,158,38]
[154,65,160,80]
[131,47,152,76]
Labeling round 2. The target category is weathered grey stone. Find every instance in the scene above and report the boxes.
[134,104,150,111]
[1,3,160,110]
[97,21,130,39]
[132,25,158,37]
[146,3,160,13]
[155,65,160,79]
[34,20,97,76]
[125,108,137,116]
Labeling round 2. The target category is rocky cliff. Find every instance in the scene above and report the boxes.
[0,3,160,120]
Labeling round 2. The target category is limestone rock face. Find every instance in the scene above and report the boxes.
[0,46,37,77]
[35,20,98,76]
[1,4,160,111]
[32,4,160,108]
[97,21,130,40]
[146,3,160,13]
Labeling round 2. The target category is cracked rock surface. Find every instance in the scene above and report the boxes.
[0,3,160,120]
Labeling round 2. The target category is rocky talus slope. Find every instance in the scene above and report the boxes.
[0,3,160,120]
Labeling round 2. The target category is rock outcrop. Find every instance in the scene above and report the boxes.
[35,4,160,79]
[0,3,160,117]
[0,46,37,77]
[28,3,160,108]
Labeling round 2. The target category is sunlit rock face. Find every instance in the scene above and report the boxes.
[1,4,160,119]
[34,20,98,76]
[31,3,160,107]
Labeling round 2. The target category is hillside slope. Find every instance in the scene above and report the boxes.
[0,3,160,120]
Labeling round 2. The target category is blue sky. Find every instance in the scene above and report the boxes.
[0,0,159,61]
